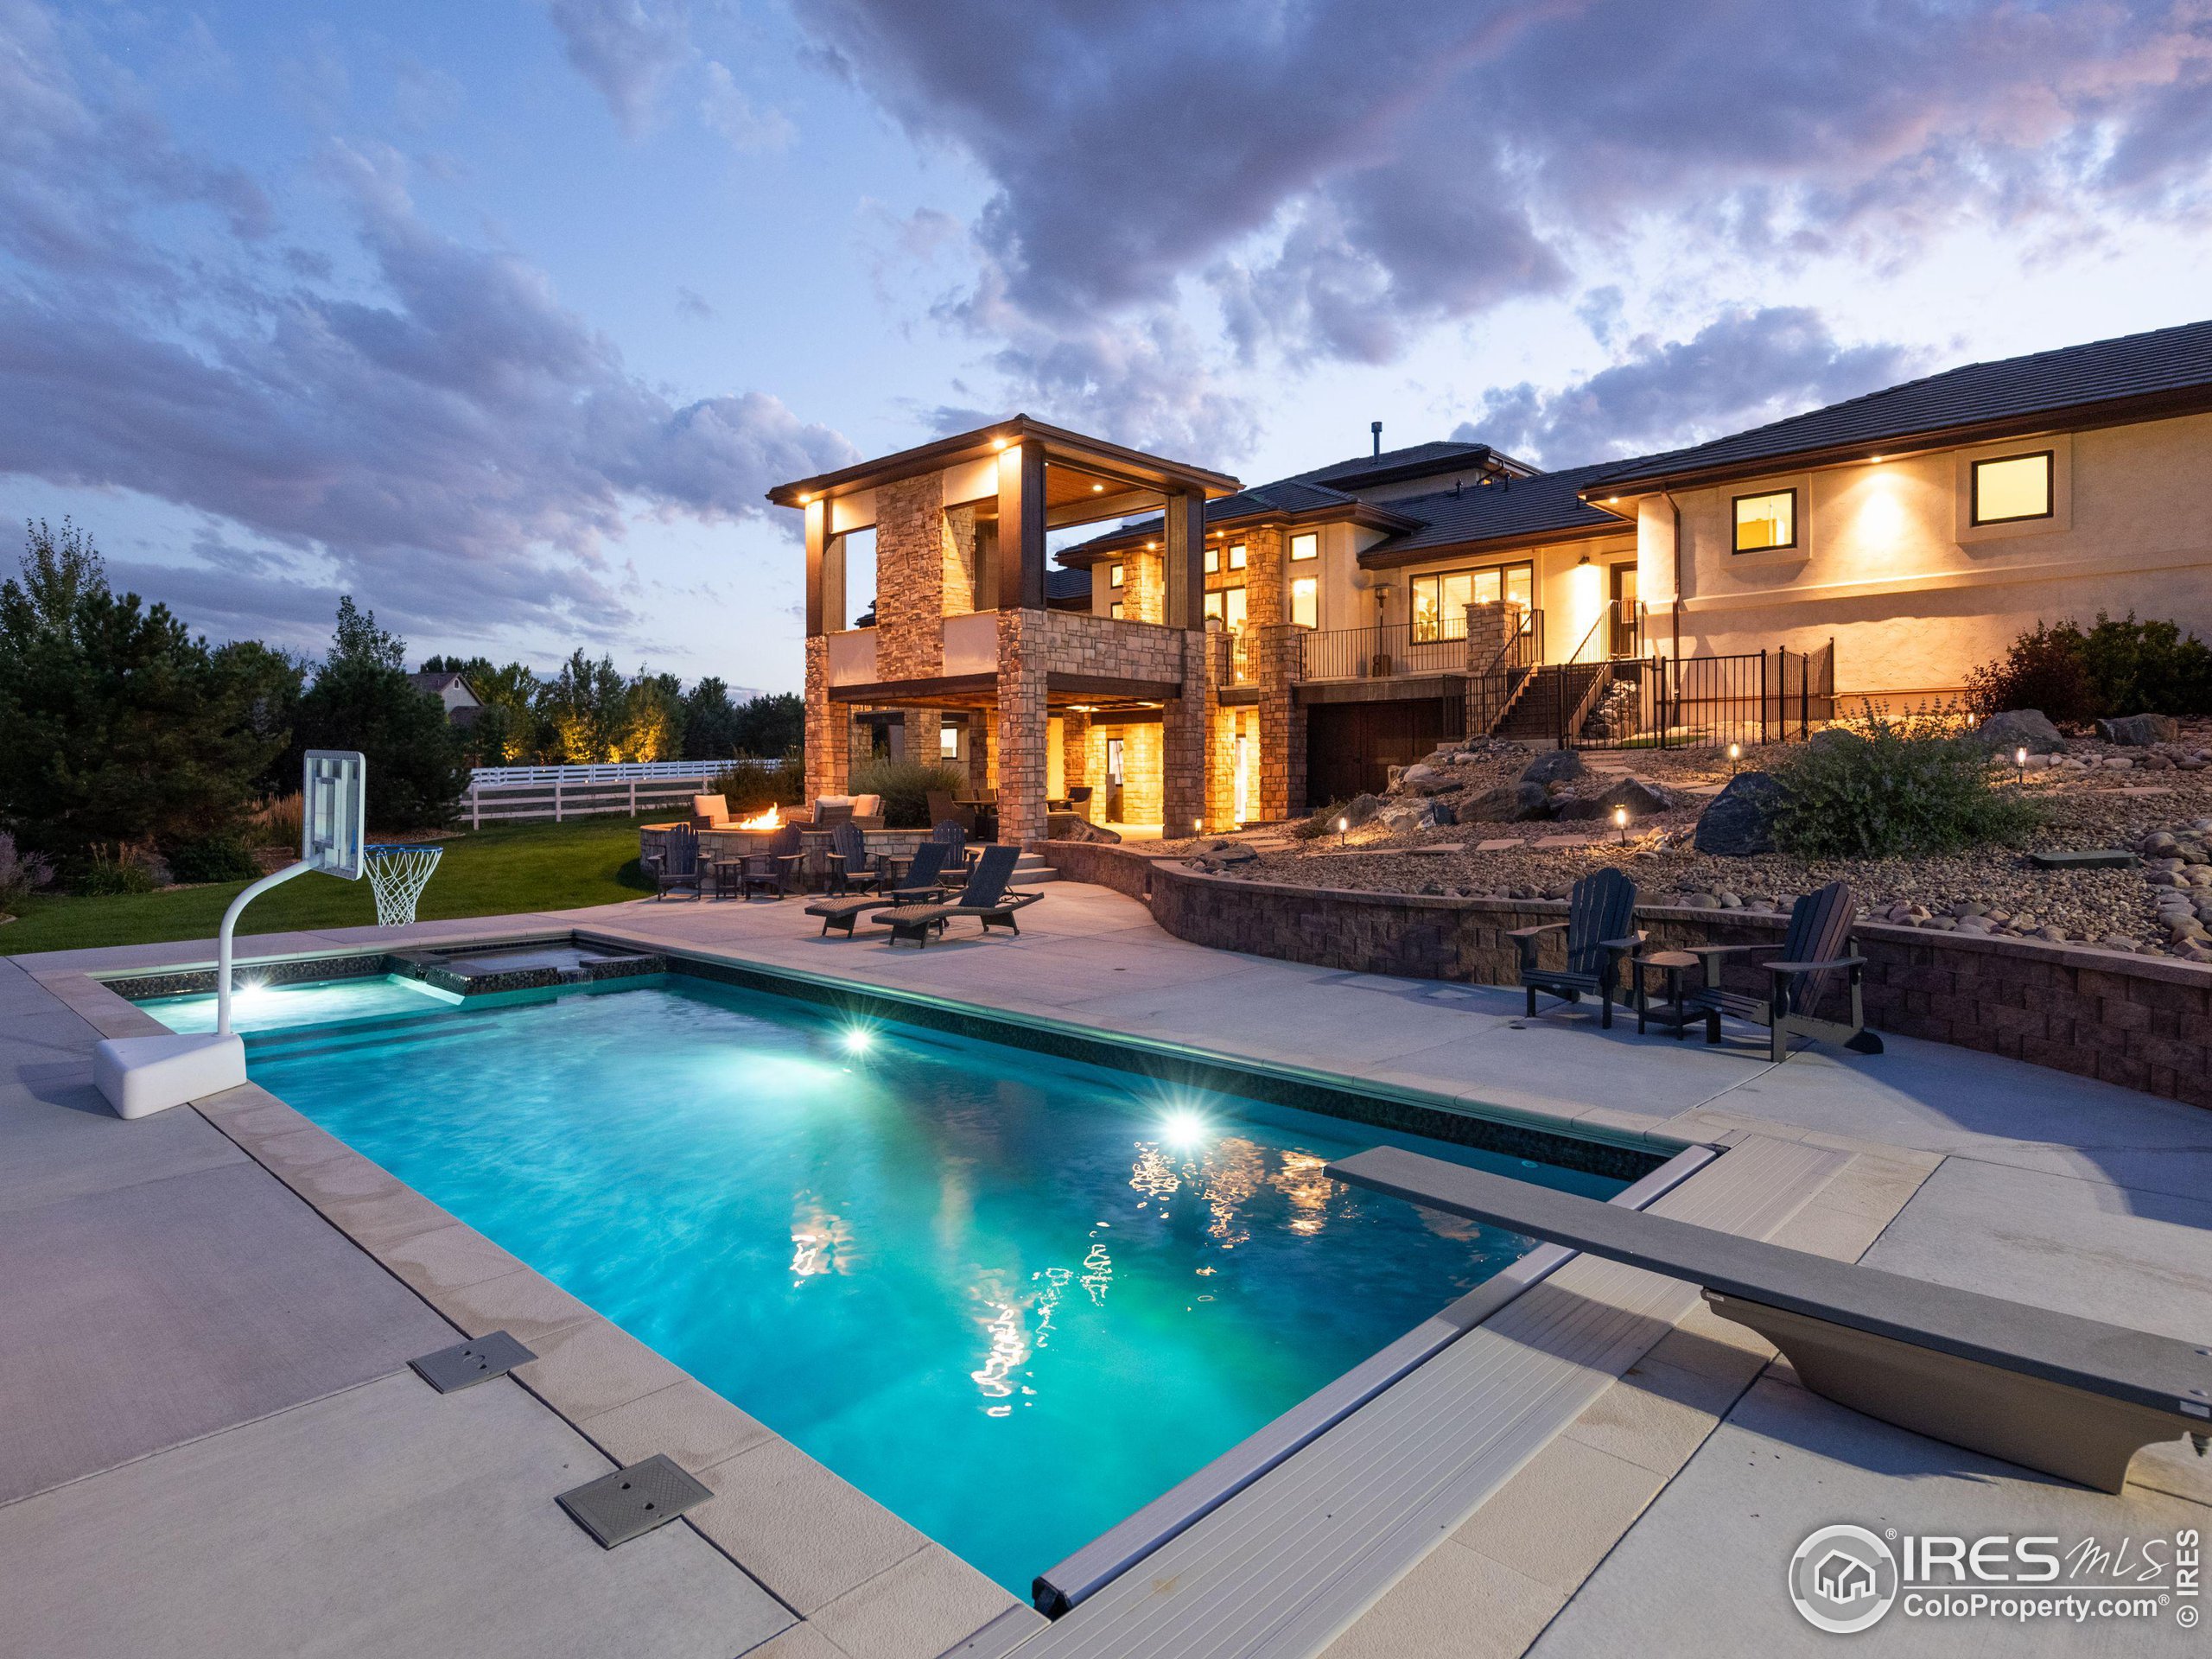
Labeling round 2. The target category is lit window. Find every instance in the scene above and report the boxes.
[1221,586,1248,630]
[1228,542,1248,570]
[1732,489,1796,553]
[1109,601,1123,620]
[1290,576,1318,628]
[1109,562,1124,588]
[1972,451,2052,525]
[1204,546,1219,574]
[938,724,959,758]
[1203,590,1223,621]
[1409,563,1532,642]
[1289,531,1319,561]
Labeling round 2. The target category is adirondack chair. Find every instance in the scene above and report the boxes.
[823,819,881,896]
[741,823,804,899]
[1678,880,1883,1062]
[1509,867,1643,1027]
[927,791,976,835]
[652,825,706,900]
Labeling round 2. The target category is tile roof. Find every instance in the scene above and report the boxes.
[1362,463,1631,556]
[1043,564,1090,601]
[1289,440,1497,488]
[1587,318,2212,492]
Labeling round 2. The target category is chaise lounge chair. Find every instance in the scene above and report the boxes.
[870,844,1039,947]
[804,841,955,937]
[1510,867,1643,1028]
[1671,879,1883,1062]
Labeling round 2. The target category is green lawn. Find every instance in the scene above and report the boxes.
[1,814,660,957]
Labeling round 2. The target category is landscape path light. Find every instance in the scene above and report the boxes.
[1613,804,1629,845]
[2015,745,2029,785]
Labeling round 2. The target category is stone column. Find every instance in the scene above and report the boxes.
[803,636,845,803]
[1162,627,1209,836]
[1205,631,1236,829]
[995,610,1050,846]
[1464,600,1512,739]
[1256,622,1304,818]
[1061,709,1091,817]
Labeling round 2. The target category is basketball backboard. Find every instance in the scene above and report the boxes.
[302,750,366,880]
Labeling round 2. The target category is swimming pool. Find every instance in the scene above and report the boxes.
[145,971,1631,1595]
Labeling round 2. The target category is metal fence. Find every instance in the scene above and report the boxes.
[1299,622,1482,683]
[1553,639,1835,752]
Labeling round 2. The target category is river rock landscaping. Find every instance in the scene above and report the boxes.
[1170,715,2212,960]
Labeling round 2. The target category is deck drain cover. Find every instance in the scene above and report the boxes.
[409,1330,535,1393]
[557,1455,711,1548]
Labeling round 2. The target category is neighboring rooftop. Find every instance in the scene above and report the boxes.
[1586,316,2212,494]
[1358,461,1633,567]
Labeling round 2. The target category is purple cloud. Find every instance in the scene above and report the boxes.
[1459,307,1922,466]
[542,0,695,136]
[0,10,854,649]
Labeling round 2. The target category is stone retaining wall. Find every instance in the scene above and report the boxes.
[1040,841,2212,1110]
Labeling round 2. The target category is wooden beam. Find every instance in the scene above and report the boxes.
[826,672,998,705]
[1046,672,1183,702]
[803,499,830,637]
[1162,490,1205,630]
[998,440,1048,610]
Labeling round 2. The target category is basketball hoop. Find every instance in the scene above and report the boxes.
[364,843,443,927]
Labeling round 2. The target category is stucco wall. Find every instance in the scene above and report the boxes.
[1638,409,2212,698]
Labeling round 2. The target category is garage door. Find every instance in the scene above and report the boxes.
[1305,699,1462,809]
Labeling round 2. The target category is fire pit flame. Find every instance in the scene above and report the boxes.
[732,806,782,831]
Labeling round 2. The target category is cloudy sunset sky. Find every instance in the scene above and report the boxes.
[4,0,2209,691]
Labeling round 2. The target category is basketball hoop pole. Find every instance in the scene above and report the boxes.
[214,861,313,1037]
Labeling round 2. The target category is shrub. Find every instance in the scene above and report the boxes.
[1966,613,2212,723]
[709,753,805,817]
[1963,621,2095,725]
[847,758,965,828]
[1770,703,2041,860]
[0,832,54,909]
[65,848,159,896]
[251,792,303,849]
[164,835,260,883]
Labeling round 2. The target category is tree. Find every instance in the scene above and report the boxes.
[0,520,297,877]
[419,653,545,764]
[682,677,741,759]
[540,650,628,762]
[290,598,463,829]
[617,671,685,761]
[731,692,804,757]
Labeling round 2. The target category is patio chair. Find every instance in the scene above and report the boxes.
[741,823,804,900]
[823,819,883,896]
[927,791,975,835]
[652,825,706,900]
[816,801,855,829]
[1678,880,1883,1062]
[1510,867,1643,1028]
[691,793,731,830]
[804,841,956,938]
[870,844,1039,947]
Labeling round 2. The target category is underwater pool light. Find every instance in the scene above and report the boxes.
[840,1027,874,1056]
[1162,1108,1209,1149]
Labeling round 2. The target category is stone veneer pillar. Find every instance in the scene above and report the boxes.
[995,609,1050,846]
[1464,600,1513,738]
[1123,550,1166,624]
[1256,621,1304,818]
[1060,709,1091,816]
[803,636,846,803]
[1204,629,1237,830]
[1162,626,1208,836]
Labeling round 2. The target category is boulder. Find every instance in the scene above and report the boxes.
[2097,713,2180,747]
[1597,777,1674,819]
[1398,762,1443,791]
[1205,840,1258,865]
[1465,781,1552,823]
[1972,709,2068,754]
[1693,771,1785,857]
[1520,749,1587,787]
[1340,792,1387,830]
[1050,815,1121,843]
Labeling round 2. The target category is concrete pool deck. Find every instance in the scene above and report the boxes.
[3,876,2209,1656]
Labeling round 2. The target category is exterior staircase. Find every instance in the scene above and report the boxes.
[1008,850,1059,886]
[1495,662,1608,743]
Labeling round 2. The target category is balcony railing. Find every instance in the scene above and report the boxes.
[1299,623,1479,683]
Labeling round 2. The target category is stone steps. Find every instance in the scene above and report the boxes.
[1008,852,1060,886]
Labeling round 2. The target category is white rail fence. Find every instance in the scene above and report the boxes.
[464,760,771,828]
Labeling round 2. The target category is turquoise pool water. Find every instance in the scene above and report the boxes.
[144,973,462,1033]
[156,976,1624,1594]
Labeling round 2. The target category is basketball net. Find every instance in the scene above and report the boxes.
[364,844,443,927]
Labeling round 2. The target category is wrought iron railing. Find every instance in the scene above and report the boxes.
[1559,637,1835,751]
[1299,622,1473,682]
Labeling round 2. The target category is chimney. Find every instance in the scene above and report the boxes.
[1370,420,1382,457]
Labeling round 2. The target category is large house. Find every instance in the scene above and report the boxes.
[770,318,2212,842]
